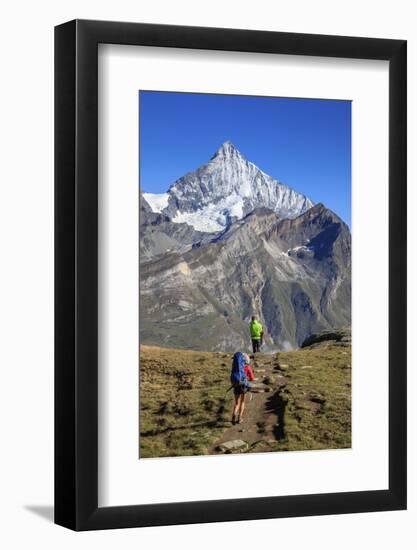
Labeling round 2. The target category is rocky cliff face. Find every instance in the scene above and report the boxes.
[140,201,351,351]
[143,141,314,233]
[140,191,213,260]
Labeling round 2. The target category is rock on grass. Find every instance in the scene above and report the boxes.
[218,439,249,453]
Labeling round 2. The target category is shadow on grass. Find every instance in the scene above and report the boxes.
[265,389,287,441]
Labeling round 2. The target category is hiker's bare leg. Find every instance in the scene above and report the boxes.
[232,395,240,421]
[238,394,246,421]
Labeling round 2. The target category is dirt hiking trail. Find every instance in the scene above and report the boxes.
[210,353,288,454]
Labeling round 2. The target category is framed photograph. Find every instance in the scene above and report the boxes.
[55,20,406,530]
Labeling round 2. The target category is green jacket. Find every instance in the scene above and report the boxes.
[250,320,263,340]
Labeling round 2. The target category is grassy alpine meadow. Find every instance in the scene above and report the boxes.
[139,340,351,458]
[268,345,351,452]
[139,346,235,458]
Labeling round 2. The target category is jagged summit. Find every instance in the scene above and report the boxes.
[143,142,314,233]
[211,140,243,160]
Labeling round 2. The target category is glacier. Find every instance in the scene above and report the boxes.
[142,192,169,213]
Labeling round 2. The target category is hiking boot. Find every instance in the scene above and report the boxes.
[232,414,236,425]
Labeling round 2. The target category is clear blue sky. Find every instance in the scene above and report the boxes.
[139,91,351,226]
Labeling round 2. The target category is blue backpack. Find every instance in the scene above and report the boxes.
[231,352,248,388]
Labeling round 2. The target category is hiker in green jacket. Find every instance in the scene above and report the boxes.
[250,316,263,353]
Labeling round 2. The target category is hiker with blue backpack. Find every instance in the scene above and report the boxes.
[230,352,254,425]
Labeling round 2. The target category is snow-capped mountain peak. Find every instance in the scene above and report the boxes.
[143,141,314,233]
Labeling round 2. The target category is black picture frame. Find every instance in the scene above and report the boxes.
[55,19,407,531]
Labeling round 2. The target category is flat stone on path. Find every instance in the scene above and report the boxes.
[218,439,248,453]
[301,365,313,369]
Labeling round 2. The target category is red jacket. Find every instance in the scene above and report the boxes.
[244,364,255,382]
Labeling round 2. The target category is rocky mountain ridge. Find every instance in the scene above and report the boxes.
[140,202,351,350]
